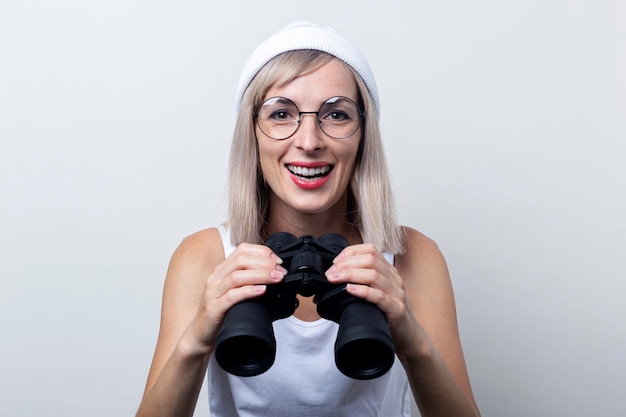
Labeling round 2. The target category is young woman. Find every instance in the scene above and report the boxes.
[137,22,480,417]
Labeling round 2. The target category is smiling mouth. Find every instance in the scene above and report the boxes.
[286,164,333,180]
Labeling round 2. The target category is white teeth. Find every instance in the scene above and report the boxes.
[287,165,331,177]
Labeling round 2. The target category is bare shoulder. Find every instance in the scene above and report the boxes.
[161,227,226,309]
[394,226,457,334]
[162,226,226,323]
[395,226,449,283]
[170,227,225,270]
[152,227,224,340]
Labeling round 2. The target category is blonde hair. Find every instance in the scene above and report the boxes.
[228,50,405,254]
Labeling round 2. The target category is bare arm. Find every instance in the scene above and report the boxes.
[136,229,222,417]
[395,228,479,416]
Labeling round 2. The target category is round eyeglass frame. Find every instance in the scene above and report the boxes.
[254,96,364,140]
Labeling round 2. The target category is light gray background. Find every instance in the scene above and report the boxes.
[1,1,625,416]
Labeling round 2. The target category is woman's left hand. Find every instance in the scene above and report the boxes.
[325,243,421,359]
[325,234,481,416]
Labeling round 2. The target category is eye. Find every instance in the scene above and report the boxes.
[267,110,288,120]
[319,97,359,123]
[259,97,298,123]
[323,110,351,121]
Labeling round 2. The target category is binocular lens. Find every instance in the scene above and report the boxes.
[215,301,276,377]
[334,301,395,380]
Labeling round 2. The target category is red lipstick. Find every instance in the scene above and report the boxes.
[285,162,333,190]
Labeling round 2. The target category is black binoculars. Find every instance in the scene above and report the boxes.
[214,232,395,380]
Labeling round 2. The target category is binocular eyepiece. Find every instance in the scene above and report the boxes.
[214,233,395,380]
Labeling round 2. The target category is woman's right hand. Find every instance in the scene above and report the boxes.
[138,232,289,417]
[186,242,288,355]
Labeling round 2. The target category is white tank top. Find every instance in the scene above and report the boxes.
[207,225,411,417]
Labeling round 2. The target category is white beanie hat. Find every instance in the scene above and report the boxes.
[234,21,380,119]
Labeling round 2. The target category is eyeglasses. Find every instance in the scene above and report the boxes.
[255,96,363,140]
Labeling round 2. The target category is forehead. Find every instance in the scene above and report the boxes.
[263,58,359,107]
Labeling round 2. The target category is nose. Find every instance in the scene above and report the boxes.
[293,112,324,152]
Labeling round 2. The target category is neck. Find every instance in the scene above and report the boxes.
[265,194,360,244]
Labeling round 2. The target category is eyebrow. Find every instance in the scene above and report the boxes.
[262,97,293,106]
[262,96,355,109]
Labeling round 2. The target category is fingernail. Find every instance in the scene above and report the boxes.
[270,253,283,264]
[270,270,285,280]
[326,265,340,280]
[276,265,288,274]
